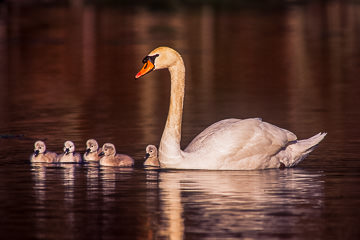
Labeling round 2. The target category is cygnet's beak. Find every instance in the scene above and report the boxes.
[135,59,155,79]
[85,148,91,155]
[34,150,40,157]
[65,148,70,155]
[144,153,150,160]
[98,152,104,157]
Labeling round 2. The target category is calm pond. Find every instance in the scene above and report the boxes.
[1,1,360,239]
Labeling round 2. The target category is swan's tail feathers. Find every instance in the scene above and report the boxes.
[286,132,327,167]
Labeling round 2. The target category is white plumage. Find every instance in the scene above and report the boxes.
[136,47,326,170]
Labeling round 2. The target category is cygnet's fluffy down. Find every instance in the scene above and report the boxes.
[99,143,134,167]
[144,145,160,167]
[30,140,57,163]
[57,141,82,163]
[83,139,102,162]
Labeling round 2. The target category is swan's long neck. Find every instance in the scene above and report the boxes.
[159,59,185,166]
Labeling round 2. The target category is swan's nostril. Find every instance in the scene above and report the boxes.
[135,60,155,79]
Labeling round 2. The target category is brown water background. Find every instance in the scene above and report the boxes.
[0,0,360,239]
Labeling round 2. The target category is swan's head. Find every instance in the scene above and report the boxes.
[135,46,182,78]
[34,140,46,156]
[63,141,75,155]
[85,139,99,155]
[99,143,116,157]
[144,145,160,167]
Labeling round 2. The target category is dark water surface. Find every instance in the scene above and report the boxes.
[1,1,360,239]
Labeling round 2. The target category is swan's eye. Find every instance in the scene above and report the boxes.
[142,54,159,64]
[149,54,159,64]
[142,56,149,64]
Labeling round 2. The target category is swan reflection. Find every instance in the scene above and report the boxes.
[31,163,53,206]
[99,167,134,196]
[149,169,324,239]
[58,163,77,204]
[85,163,100,199]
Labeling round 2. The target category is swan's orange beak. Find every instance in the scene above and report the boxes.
[135,60,155,79]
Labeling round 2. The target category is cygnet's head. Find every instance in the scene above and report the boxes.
[85,139,99,155]
[63,141,75,155]
[135,47,183,78]
[144,145,160,167]
[34,140,46,156]
[99,143,116,157]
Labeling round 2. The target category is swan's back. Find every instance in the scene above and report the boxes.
[183,118,297,169]
[186,118,296,151]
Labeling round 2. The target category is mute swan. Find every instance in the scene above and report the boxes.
[83,139,102,162]
[99,143,134,167]
[57,141,82,163]
[31,140,57,163]
[135,46,327,170]
[144,145,160,167]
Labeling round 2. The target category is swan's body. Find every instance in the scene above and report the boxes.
[99,143,134,167]
[135,46,326,170]
[144,145,160,167]
[31,140,57,163]
[57,141,82,163]
[83,139,102,162]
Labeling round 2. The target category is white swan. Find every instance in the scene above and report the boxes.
[30,140,57,163]
[99,143,134,167]
[135,46,327,170]
[83,139,102,162]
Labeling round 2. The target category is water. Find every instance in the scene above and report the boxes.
[1,1,360,239]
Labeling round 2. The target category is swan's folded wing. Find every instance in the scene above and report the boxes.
[185,118,241,153]
[184,118,297,163]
